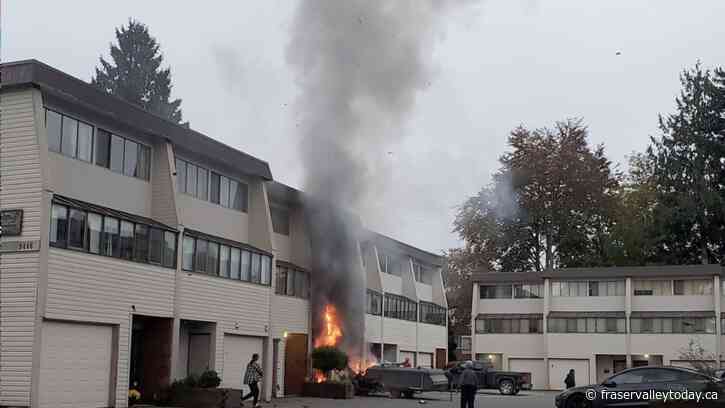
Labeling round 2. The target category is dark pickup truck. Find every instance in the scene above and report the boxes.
[354,363,449,398]
[446,360,531,395]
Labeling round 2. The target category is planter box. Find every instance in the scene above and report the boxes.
[302,382,354,399]
[167,387,242,408]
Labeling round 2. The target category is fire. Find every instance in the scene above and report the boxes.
[314,304,343,348]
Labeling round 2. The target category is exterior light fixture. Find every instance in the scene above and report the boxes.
[644,354,650,359]
[283,331,289,338]
[488,354,494,360]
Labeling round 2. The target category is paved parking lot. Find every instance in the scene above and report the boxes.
[268,390,557,408]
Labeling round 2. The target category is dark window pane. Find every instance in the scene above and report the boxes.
[271,206,290,235]
[46,109,62,152]
[87,213,102,254]
[197,167,208,201]
[240,250,251,281]
[134,224,149,262]
[207,242,219,275]
[230,248,241,279]
[231,180,248,211]
[229,180,239,209]
[276,267,287,295]
[219,245,231,278]
[176,159,186,193]
[195,240,208,272]
[110,135,125,173]
[220,176,230,208]
[295,270,306,297]
[68,209,86,249]
[102,217,120,257]
[119,220,134,260]
[77,122,93,162]
[186,163,197,197]
[50,204,68,246]
[95,129,111,168]
[61,116,78,157]
[210,172,221,204]
[149,228,163,264]
[286,268,295,296]
[261,256,271,285]
[163,232,176,268]
[123,139,138,177]
[182,236,195,271]
[136,144,150,180]
[251,253,261,283]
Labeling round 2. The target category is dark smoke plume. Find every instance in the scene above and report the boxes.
[287,0,470,359]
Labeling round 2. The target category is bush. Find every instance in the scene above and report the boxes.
[182,374,198,388]
[198,370,221,388]
[311,346,348,375]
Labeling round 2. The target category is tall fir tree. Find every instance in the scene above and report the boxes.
[93,19,185,124]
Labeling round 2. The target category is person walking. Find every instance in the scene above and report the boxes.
[241,353,263,407]
[458,361,478,408]
[564,369,576,389]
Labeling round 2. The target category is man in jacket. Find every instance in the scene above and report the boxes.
[241,353,264,407]
[565,369,576,389]
[459,361,478,408]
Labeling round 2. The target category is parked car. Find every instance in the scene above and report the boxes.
[555,366,725,408]
[353,363,449,398]
[445,360,531,395]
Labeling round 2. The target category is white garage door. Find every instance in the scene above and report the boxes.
[418,352,433,368]
[400,350,416,366]
[222,334,264,392]
[39,321,113,408]
[510,358,546,390]
[549,359,589,391]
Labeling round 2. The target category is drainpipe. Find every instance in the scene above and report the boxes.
[625,277,632,369]
[543,278,550,390]
[714,275,721,369]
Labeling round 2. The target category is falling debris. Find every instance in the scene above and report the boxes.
[616,51,622,55]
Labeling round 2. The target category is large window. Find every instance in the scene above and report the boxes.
[479,285,513,299]
[514,284,543,299]
[98,129,150,180]
[673,280,713,295]
[412,260,433,284]
[45,109,94,163]
[366,289,382,315]
[50,201,176,268]
[547,317,626,334]
[632,317,715,334]
[175,157,248,212]
[384,293,417,322]
[419,301,446,326]
[551,280,625,297]
[275,265,309,298]
[181,233,271,286]
[475,316,543,334]
[270,206,291,235]
[633,280,673,296]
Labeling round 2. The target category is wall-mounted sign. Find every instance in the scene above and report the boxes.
[0,240,40,253]
[1,209,23,236]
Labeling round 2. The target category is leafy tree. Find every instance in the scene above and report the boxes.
[311,346,348,376]
[648,63,725,264]
[93,19,185,124]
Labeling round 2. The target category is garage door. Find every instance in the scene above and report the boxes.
[418,352,433,368]
[400,350,416,366]
[222,334,264,392]
[510,358,546,390]
[549,359,589,391]
[39,321,113,408]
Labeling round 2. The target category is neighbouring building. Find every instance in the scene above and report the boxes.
[0,60,447,408]
[471,265,724,390]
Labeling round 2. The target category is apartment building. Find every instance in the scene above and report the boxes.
[0,60,447,408]
[363,233,448,370]
[471,265,724,390]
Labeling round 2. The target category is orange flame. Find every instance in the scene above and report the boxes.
[314,304,343,348]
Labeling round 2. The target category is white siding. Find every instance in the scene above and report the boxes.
[477,299,544,314]
[271,295,309,339]
[550,296,625,312]
[381,273,402,295]
[632,295,714,311]
[548,333,627,357]
[0,89,43,406]
[415,282,433,302]
[365,314,382,343]
[151,142,178,226]
[46,249,176,406]
[382,318,416,350]
[474,334,546,358]
[273,233,291,262]
[417,323,447,353]
[177,194,249,243]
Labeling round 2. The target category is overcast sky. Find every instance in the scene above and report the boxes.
[4,1,725,255]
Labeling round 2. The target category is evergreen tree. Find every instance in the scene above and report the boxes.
[93,19,185,124]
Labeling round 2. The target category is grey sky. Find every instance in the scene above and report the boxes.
[4,1,725,254]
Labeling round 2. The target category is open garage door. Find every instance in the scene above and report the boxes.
[510,358,546,390]
[418,352,433,368]
[39,321,114,408]
[222,334,264,392]
[549,359,589,391]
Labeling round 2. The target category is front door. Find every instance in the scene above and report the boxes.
[436,348,447,369]
[284,334,308,396]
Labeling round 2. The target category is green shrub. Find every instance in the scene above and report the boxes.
[182,374,198,388]
[311,346,348,375]
[198,370,221,388]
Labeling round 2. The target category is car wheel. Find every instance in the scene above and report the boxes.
[565,394,592,408]
[498,379,515,395]
[390,389,402,399]
[403,390,415,399]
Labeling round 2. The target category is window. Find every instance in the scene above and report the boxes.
[133,224,150,262]
[219,245,231,278]
[251,253,261,283]
[95,129,111,168]
[285,267,295,296]
[119,220,134,259]
[182,236,195,270]
[176,159,248,211]
[514,284,542,299]
[220,176,230,208]
[547,317,626,333]
[276,266,309,298]
[195,240,208,272]
[87,213,102,254]
[46,109,62,152]
[230,248,241,279]
[230,179,247,211]
[379,252,390,274]
[262,259,272,286]
[633,280,673,296]
[61,116,78,158]
[673,280,713,295]
[480,285,513,299]
[182,233,272,285]
[186,162,198,197]
[102,217,120,257]
[176,159,187,193]
[207,242,220,275]
[77,122,93,162]
[384,293,417,322]
[163,231,176,268]
[50,204,68,246]
[123,139,138,177]
[197,168,209,201]
[366,289,382,315]
[241,250,251,281]
[110,135,125,173]
[210,172,221,204]
[149,228,163,264]
[271,206,291,235]
[631,317,715,334]
[68,209,86,249]
[136,144,150,180]
[276,267,288,295]
[419,301,446,325]
[475,317,543,334]
[90,128,150,181]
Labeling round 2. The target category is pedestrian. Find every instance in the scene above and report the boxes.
[458,360,478,408]
[402,357,412,368]
[564,369,576,389]
[241,353,263,407]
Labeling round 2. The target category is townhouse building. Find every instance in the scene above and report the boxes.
[0,60,447,408]
[471,265,724,390]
